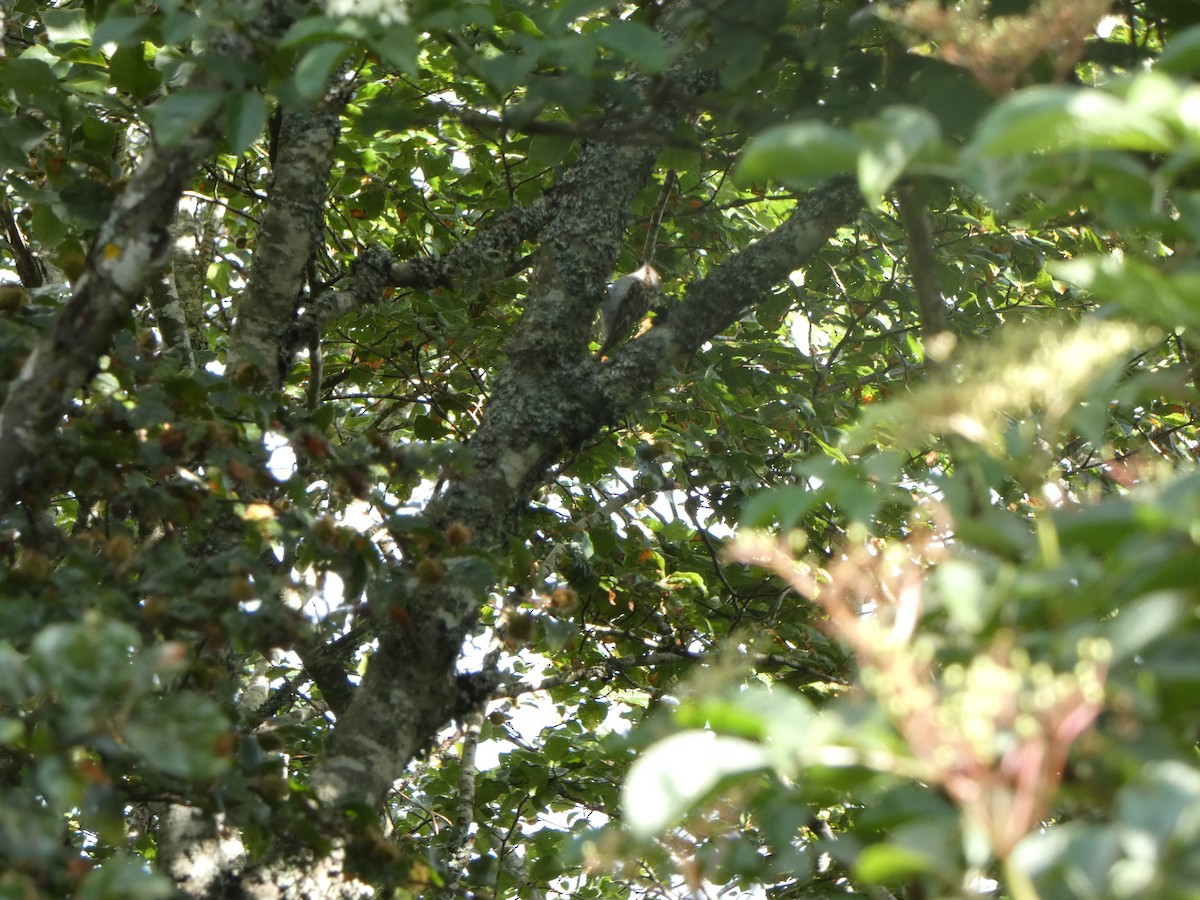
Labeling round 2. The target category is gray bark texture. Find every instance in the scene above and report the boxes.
[0,135,217,507]
[222,171,861,899]
[0,3,866,895]
[222,67,862,900]
[227,93,351,390]
[147,263,196,369]
[171,199,221,355]
[0,7,297,509]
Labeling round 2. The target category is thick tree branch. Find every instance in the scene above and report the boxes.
[218,6,857,896]
[0,130,221,510]
[293,2,711,348]
[158,76,359,900]
[272,5,720,827]
[588,177,864,418]
[894,178,949,339]
[0,13,299,511]
[147,265,197,369]
[172,199,220,352]
[273,62,858,860]
[228,92,351,390]
[293,195,555,340]
[424,174,863,525]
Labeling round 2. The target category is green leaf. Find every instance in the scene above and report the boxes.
[413,415,448,440]
[0,643,30,708]
[527,133,576,170]
[30,205,68,247]
[368,29,419,77]
[541,615,576,651]
[149,91,224,146]
[854,844,936,883]
[594,21,668,74]
[1013,823,1122,899]
[578,700,606,731]
[680,688,833,780]
[1104,593,1186,663]
[1051,255,1200,331]
[280,15,346,47]
[0,716,22,746]
[109,44,163,100]
[711,29,767,88]
[32,621,140,694]
[93,16,150,47]
[677,695,769,740]
[446,556,495,597]
[1157,24,1200,74]
[967,85,1174,157]
[1118,760,1200,844]
[0,115,51,167]
[76,856,176,900]
[741,485,817,531]
[2,58,65,118]
[478,53,537,94]
[931,559,990,634]
[856,106,941,201]
[505,10,545,39]
[735,122,861,187]
[623,731,769,838]
[41,8,91,44]
[293,42,351,102]
[225,91,269,155]
[553,0,610,22]
[810,433,848,464]
[1050,495,1169,551]
[123,695,232,779]
[164,11,203,46]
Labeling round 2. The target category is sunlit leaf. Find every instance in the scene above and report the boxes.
[854,844,937,883]
[1156,23,1200,74]
[226,91,270,155]
[594,21,668,73]
[736,122,861,186]
[293,42,351,101]
[855,106,941,201]
[623,731,769,838]
[967,85,1174,157]
[149,90,224,146]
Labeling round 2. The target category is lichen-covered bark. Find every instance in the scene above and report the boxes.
[292,174,862,821]
[227,95,350,391]
[587,176,865,418]
[0,132,219,508]
[289,75,718,821]
[439,176,866,535]
[443,708,484,898]
[183,6,860,896]
[0,12,298,510]
[259,12,857,842]
[0,8,316,892]
[238,840,374,900]
[172,200,220,352]
[147,265,196,369]
[293,197,556,343]
[156,806,245,897]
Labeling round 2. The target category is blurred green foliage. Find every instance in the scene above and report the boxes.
[2,0,1200,898]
